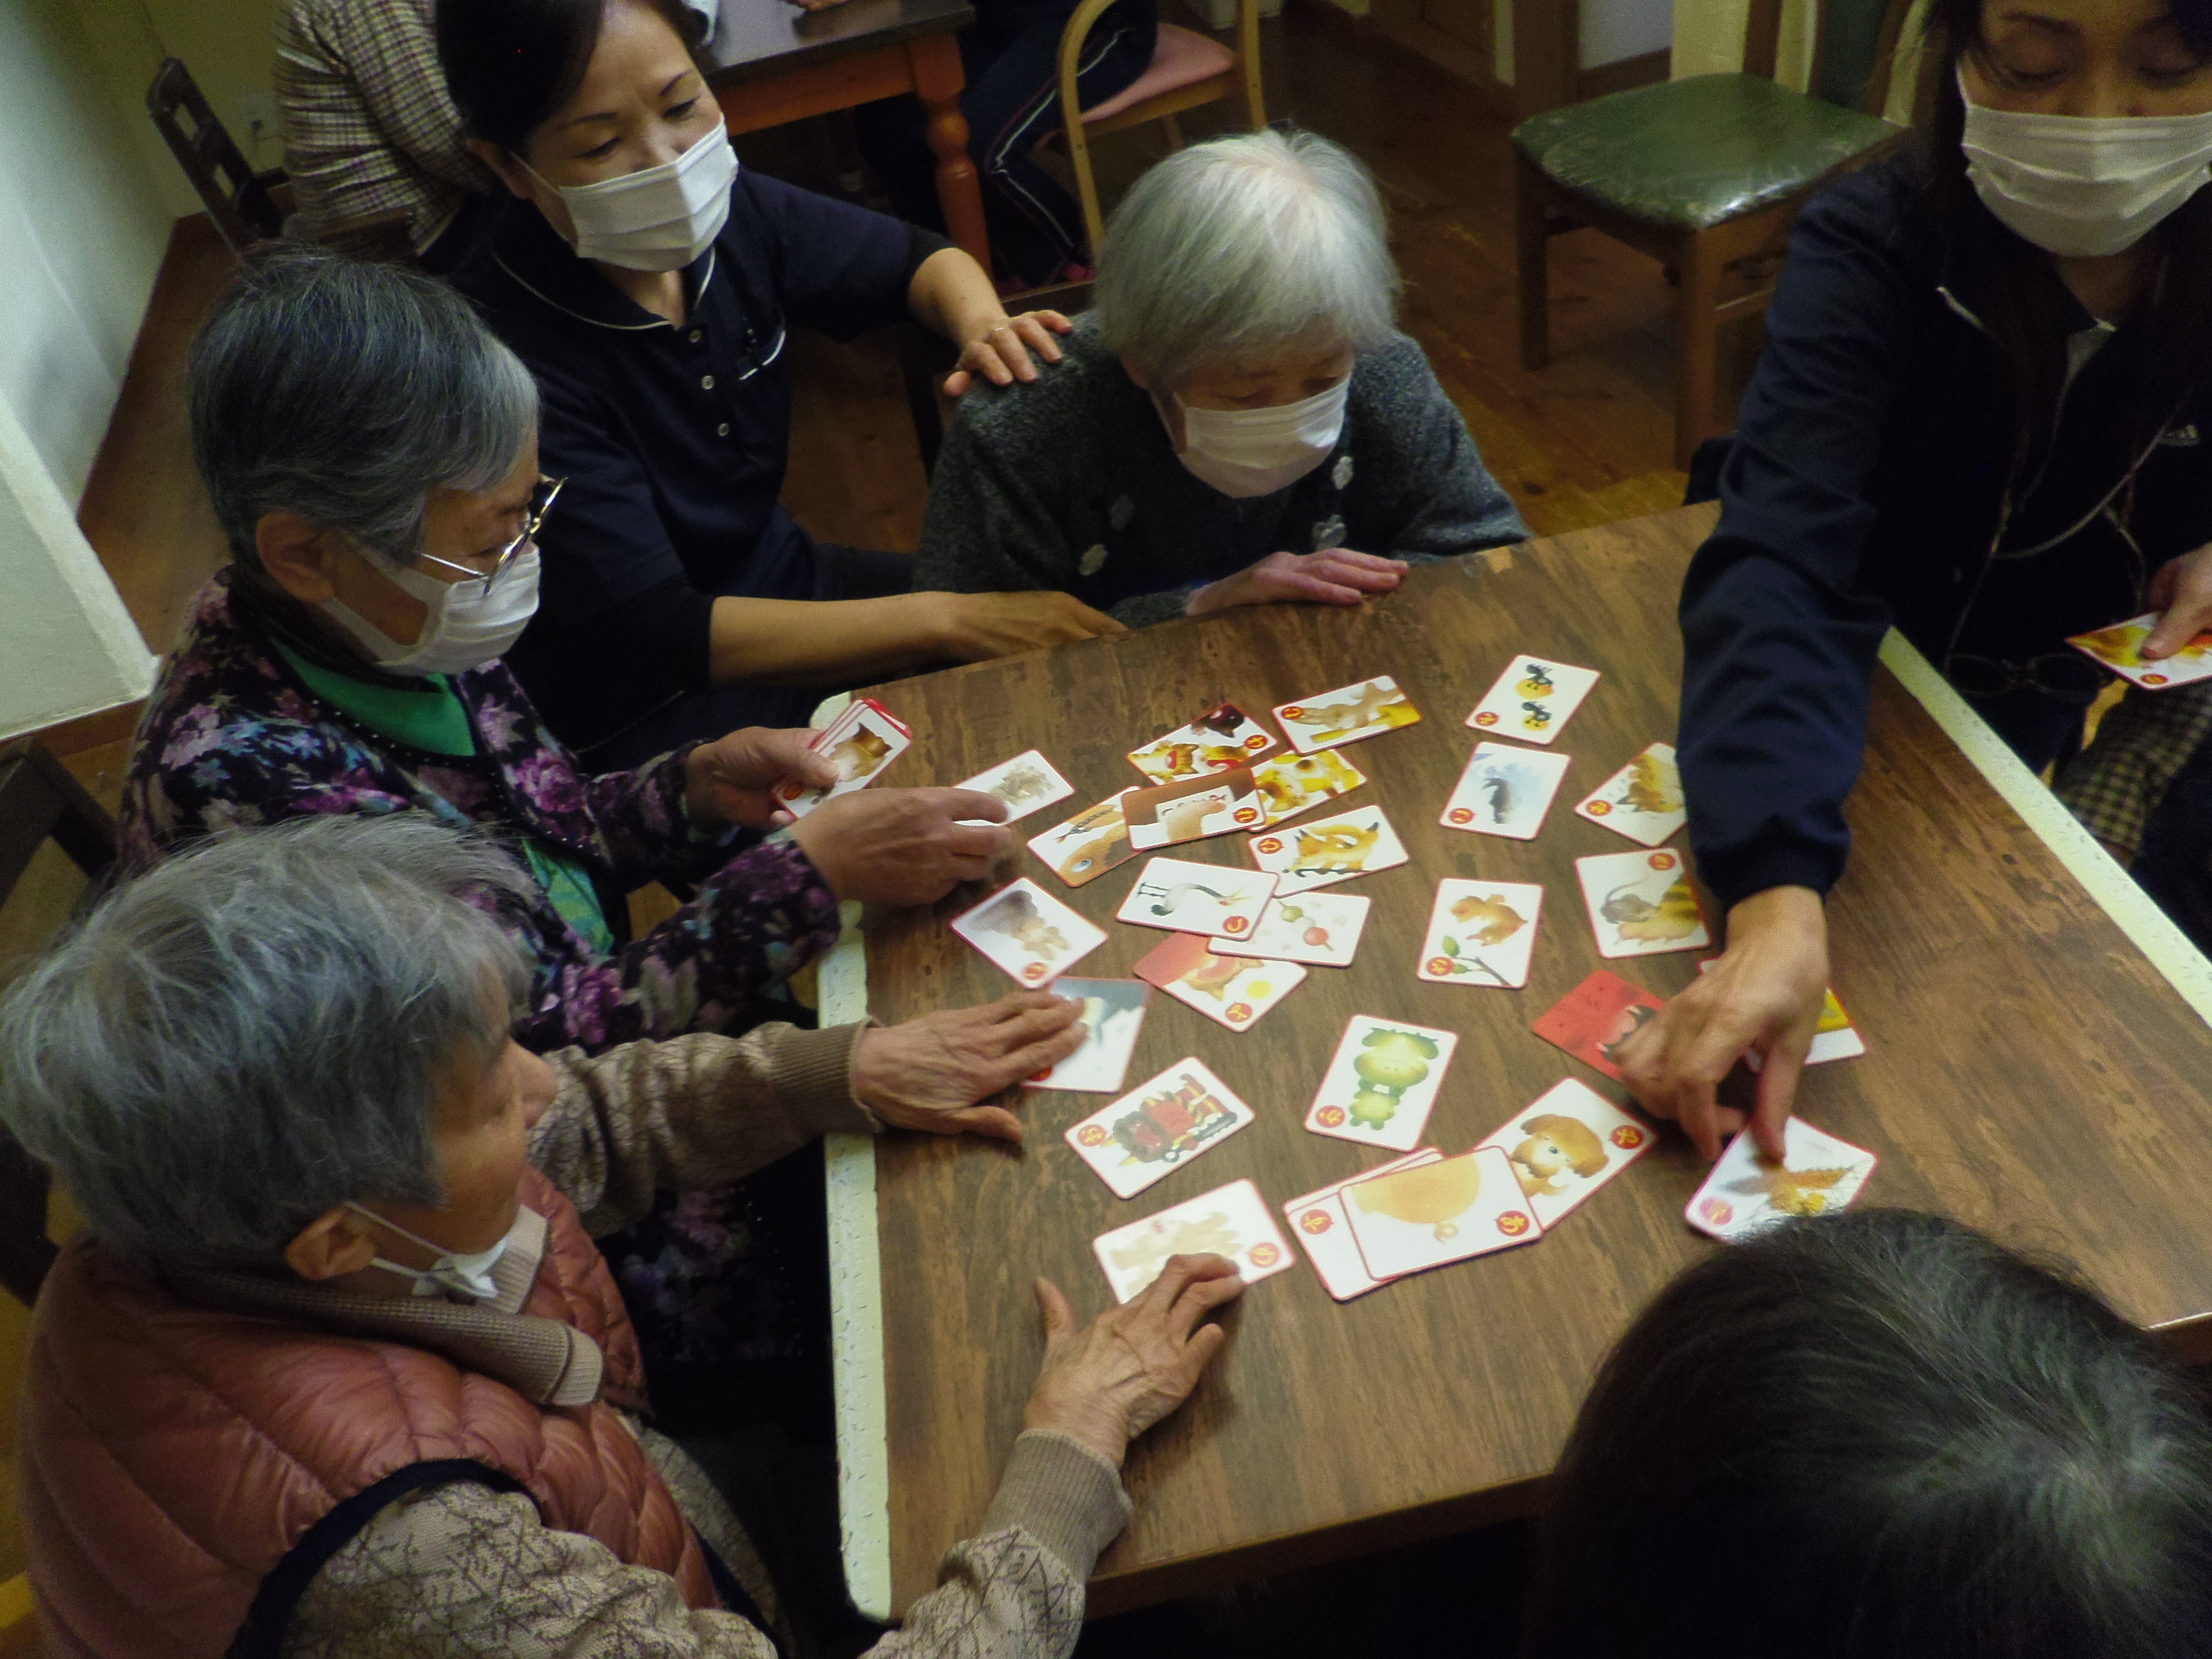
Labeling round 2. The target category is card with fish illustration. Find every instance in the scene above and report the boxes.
[954,749,1075,825]
[1126,703,1280,782]
[1304,1015,1460,1152]
[1066,1059,1258,1200]
[949,877,1107,986]
[1575,849,1711,959]
[1696,963,1868,1069]
[1094,1176,1296,1303]
[1213,891,1371,967]
[1115,857,1276,936]
[1440,742,1574,840]
[1343,1146,1543,1280]
[1417,879,1543,989]
[1465,655,1599,745]
[1573,742,1686,847]
[1124,766,1266,851]
[1026,790,1140,888]
[1476,1079,1656,1230]
[1685,1118,1878,1243]
[1246,804,1410,895]
[1250,750,1368,827]
[1531,970,1667,1081]
[1283,1150,1444,1300]
[1272,675,1422,754]
[1131,932,1307,1031]
[1024,978,1151,1094]
[2066,613,2212,689]
[775,697,913,817]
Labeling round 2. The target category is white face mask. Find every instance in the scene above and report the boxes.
[322,546,542,678]
[1164,377,1351,499]
[1959,67,2212,257]
[526,126,738,272]
[348,1202,530,1303]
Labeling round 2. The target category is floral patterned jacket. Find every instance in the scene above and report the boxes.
[120,572,842,1053]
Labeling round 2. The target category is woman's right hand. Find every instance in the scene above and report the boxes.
[1185,549,1407,616]
[787,787,1013,905]
[931,592,1127,660]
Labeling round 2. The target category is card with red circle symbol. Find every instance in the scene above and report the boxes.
[1247,804,1409,895]
[1418,879,1542,988]
[1440,741,1574,840]
[1023,978,1151,1094]
[1531,970,1668,1081]
[1573,742,1685,847]
[1465,654,1599,745]
[1065,1058,1257,1200]
[2067,613,2212,689]
[949,877,1107,987]
[1131,932,1306,1032]
[1304,1015,1460,1153]
[1685,1118,1878,1242]
[1282,1150,1445,1301]
[953,749,1075,825]
[773,697,913,818]
[1342,1147,1543,1280]
[1127,703,1280,782]
[1124,766,1266,851]
[1273,675,1421,753]
[1575,849,1711,959]
[1249,750,1368,827]
[1212,891,1371,967]
[1094,1177,1296,1303]
[1475,1078,1657,1231]
[1027,790,1139,888]
[1116,857,1275,935]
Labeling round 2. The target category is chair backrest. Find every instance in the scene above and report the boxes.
[1744,0,1918,117]
[145,56,286,254]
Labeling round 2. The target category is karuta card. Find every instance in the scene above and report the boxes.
[1532,970,1667,1081]
[1698,963,1868,1070]
[1417,879,1543,989]
[2067,613,2212,689]
[1213,891,1371,967]
[1283,1151,1443,1301]
[1246,804,1410,895]
[1465,655,1600,745]
[1304,1016,1460,1153]
[1124,767,1266,851]
[1476,1079,1656,1230]
[1065,1058,1257,1199]
[1116,857,1275,936]
[1343,1147,1542,1280]
[1575,849,1712,959]
[1026,790,1138,888]
[1273,675,1421,754]
[1024,979,1150,1094]
[1440,742,1573,840]
[1095,1177,1296,1303]
[1250,750,1368,826]
[949,878,1107,986]
[954,749,1075,824]
[1574,742,1686,847]
[776,697,913,817]
[1132,932,1307,1031]
[1685,1118,1878,1242]
[1126,703,1279,782]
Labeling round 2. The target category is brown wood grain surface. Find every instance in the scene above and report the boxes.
[853,504,2212,1616]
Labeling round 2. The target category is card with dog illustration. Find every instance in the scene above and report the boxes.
[1026,790,1140,888]
[1531,970,1667,1081]
[1132,932,1306,1032]
[1249,750,1368,826]
[1125,766,1267,851]
[1025,978,1151,1094]
[949,878,1107,986]
[1465,655,1599,745]
[1283,1150,1444,1301]
[954,749,1075,824]
[1440,742,1573,840]
[1476,1079,1655,1230]
[1343,1147,1542,1280]
[1573,742,1686,847]
[1246,804,1409,895]
[1212,891,1371,967]
[1575,849,1712,959]
[2066,613,2212,689]
[1273,675,1421,753]
[1094,1177,1296,1302]
[1065,1058,1257,1200]
[1304,1015,1460,1152]
[775,697,912,817]
[1417,879,1543,988]
[1127,703,1280,782]
[1685,1118,1878,1242]
[1115,857,1275,936]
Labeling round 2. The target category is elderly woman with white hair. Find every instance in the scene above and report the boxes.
[913,127,1526,623]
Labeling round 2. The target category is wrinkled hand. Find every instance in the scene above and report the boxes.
[851,992,1086,1141]
[944,310,1074,396]
[1023,1255,1244,1468]
[686,726,836,828]
[1617,886,1829,1162]
[1185,549,1408,617]
[788,787,1013,904]
[931,591,1127,660]
[2141,545,2212,659]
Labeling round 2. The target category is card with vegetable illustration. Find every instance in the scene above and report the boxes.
[1303,1015,1461,1153]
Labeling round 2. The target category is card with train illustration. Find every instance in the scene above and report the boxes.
[1440,742,1573,840]
[1343,1147,1543,1280]
[1115,858,1275,935]
[1475,1079,1656,1230]
[1575,849,1711,959]
[1417,878,1543,988]
[954,749,1075,824]
[1573,742,1686,847]
[1273,675,1421,753]
[1246,804,1409,895]
[1213,891,1371,967]
[1126,703,1280,782]
[1531,970,1667,1081]
[1465,654,1599,745]
[949,878,1107,986]
[1303,1015,1460,1153]
[1024,979,1151,1094]
[775,697,912,817]
[1249,749,1368,826]
[1283,1150,1443,1301]
[1124,766,1266,851]
[1094,1177,1296,1303]
[1685,1119,1878,1242]
[1132,932,1306,1032]
[1026,790,1140,887]
[1066,1059,1257,1200]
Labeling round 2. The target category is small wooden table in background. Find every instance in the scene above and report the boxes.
[818,505,2212,1620]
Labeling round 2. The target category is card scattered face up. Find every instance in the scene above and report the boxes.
[1344,1147,1541,1280]
[1095,1177,1295,1303]
[1476,1079,1655,1230]
[1466,655,1599,744]
[1025,978,1150,1094]
[1247,804,1410,895]
[1127,703,1279,782]
[776,697,912,817]
[1304,1016,1460,1152]
[2067,613,2212,689]
[1574,742,1685,847]
[955,749,1075,824]
[1440,742,1573,840]
[1214,891,1371,967]
[1418,879,1543,988]
[1575,850,1711,958]
[1532,970,1666,1081]
[1116,857,1275,936]
[1027,791,1138,887]
[1685,1118,1878,1242]
[1284,1151,1443,1301]
[1250,750,1367,826]
[1273,675,1421,753]
[1066,1058,1256,1199]
[1132,932,1307,1031]
[950,878,1107,986]
[1125,767,1266,851]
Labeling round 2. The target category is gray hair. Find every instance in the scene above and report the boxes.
[1092,127,1400,388]
[189,245,540,567]
[0,816,535,1271]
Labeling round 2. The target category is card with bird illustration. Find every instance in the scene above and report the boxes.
[1116,857,1276,936]
[1417,879,1543,988]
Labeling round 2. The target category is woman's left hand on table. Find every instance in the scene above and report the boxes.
[2142,544,2212,658]
[944,311,1074,396]
[851,992,1088,1141]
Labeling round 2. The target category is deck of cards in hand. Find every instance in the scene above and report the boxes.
[775,697,911,816]
[2067,613,2212,688]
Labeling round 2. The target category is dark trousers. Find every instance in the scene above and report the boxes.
[2133,721,2212,954]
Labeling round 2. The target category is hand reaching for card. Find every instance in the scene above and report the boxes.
[2142,544,2212,659]
[685,725,837,828]
[788,787,1014,905]
[1185,550,1408,617]
[852,992,1087,1141]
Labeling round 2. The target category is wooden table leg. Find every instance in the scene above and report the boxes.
[907,33,991,278]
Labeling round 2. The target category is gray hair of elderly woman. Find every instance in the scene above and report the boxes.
[1091,127,1400,389]
[0,816,534,1272]
[188,244,540,568]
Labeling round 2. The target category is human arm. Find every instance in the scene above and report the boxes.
[906,246,1076,394]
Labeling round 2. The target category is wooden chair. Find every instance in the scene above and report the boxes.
[1513,0,1914,468]
[146,57,289,255]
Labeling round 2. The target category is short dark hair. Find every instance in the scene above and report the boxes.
[435,0,706,155]
[1523,1210,2212,1659]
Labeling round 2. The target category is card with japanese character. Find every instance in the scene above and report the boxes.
[949,878,1107,986]
[1132,932,1306,1032]
[1440,742,1573,840]
[1417,879,1542,988]
[1116,857,1275,936]
[1575,849,1711,958]
[1065,1058,1257,1199]
[954,749,1075,824]
[1283,1151,1443,1301]
[1246,804,1409,895]
[1273,675,1421,753]
[1125,767,1266,851]
[1685,1119,1878,1242]
[1095,1177,1296,1303]
[1024,979,1151,1094]
[1532,971,1667,1081]
[1465,655,1599,745]
[1573,742,1686,847]
[2067,613,2212,689]
[1250,750,1368,826]
[1027,791,1138,888]
[1213,891,1371,967]
[1476,1079,1656,1230]
[1343,1147,1542,1280]
[1127,703,1280,782]
[775,697,912,817]
[1303,1015,1460,1152]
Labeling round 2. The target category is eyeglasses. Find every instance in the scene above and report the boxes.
[415,475,565,597]
[1945,650,2108,702]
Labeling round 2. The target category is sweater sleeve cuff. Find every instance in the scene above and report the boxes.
[1698,841,1841,914]
[980,1431,1132,1580]
[765,1021,882,1137]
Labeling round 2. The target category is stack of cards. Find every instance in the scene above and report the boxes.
[1095,1178,1296,1303]
[950,878,1106,986]
[955,749,1074,824]
[1025,979,1149,1093]
[1128,704,1279,781]
[1116,858,1275,936]
[1533,971,1666,1081]
[1133,932,1307,1031]
[1250,750,1368,826]
[1575,850,1711,958]
[1418,879,1543,988]
[1214,891,1371,967]
[2067,613,2212,688]
[1065,1058,1256,1198]
[1274,676,1420,753]
[1474,1080,1655,1229]
[1027,791,1138,887]
[1247,804,1409,894]
[1304,1016,1459,1152]
[1466,655,1598,744]
[776,698,912,817]
[1685,1119,1878,1241]
[1573,743,1685,847]
[1282,1151,1443,1300]
[1125,768,1265,850]
[1440,742,1573,839]
[1337,1147,1541,1282]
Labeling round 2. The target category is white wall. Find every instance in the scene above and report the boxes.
[1582,0,1672,69]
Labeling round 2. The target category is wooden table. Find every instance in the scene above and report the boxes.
[816,504,2212,1620]
[706,0,991,272]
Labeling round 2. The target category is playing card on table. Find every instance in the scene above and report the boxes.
[1304,1015,1459,1152]
[954,749,1075,824]
[1417,879,1542,988]
[1132,932,1306,1031]
[1250,750,1367,826]
[2067,613,2212,689]
[775,697,912,817]
[1465,654,1599,745]
[1573,742,1685,847]
[1024,978,1150,1094]
[1127,703,1280,782]
[1343,1147,1542,1280]
[1027,791,1138,888]
[1697,963,1867,1069]
[1125,767,1266,851]
[1283,1150,1443,1301]
[1095,1177,1296,1303]
[1685,1118,1878,1242]
[949,878,1107,986]
[1476,1079,1656,1230]
[1532,970,1667,1081]
[1214,891,1371,967]
[1440,742,1573,840]
[1247,804,1409,895]
[1066,1058,1257,1199]
[1116,857,1275,936]
[1273,675,1421,753]
[1575,849,1711,959]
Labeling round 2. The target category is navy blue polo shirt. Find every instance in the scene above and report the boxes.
[454,174,948,751]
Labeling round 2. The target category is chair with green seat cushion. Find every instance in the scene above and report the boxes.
[1513,0,1915,468]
